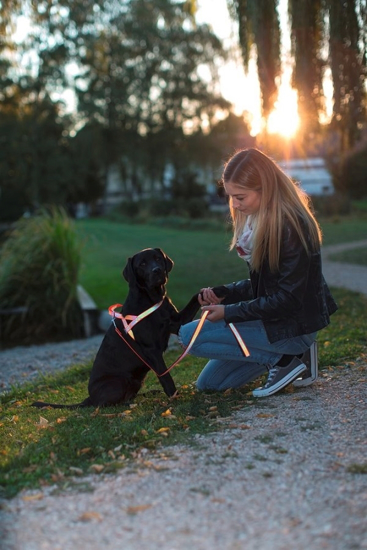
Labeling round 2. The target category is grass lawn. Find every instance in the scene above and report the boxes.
[320,217,367,245]
[0,216,366,499]
[76,218,248,310]
[77,217,367,309]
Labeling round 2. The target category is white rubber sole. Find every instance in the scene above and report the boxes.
[293,342,318,387]
[253,363,307,397]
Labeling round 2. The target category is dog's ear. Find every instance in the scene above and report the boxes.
[155,248,174,273]
[122,257,135,283]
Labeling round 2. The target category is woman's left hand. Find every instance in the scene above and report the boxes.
[201,304,225,322]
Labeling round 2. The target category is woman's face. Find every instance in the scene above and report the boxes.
[224,181,261,215]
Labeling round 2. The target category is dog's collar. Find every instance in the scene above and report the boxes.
[108,300,164,340]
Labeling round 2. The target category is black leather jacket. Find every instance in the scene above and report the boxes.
[218,221,338,343]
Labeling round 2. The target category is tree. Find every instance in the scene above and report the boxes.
[1,0,231,211]
[223,0,366,148]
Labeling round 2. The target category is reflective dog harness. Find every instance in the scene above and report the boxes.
[108,302,250,378]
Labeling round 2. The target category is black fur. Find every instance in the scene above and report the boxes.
[32,248,200,409]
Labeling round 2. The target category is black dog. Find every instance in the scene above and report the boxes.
[32,248,200,409]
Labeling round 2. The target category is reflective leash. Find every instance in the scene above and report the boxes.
[109,303,250,379]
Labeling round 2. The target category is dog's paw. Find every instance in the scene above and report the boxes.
[211,285,231,298]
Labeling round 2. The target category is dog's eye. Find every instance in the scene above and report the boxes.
[140,261,146,267]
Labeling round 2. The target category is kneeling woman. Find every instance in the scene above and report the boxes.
[179,148,337,397]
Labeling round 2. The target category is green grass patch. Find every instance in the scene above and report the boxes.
[76,218,247,310]
[0,286,366,499]
[76,217,367,310]
[328,246,367,266]
[0,353,259,499]
[319,217,367,246]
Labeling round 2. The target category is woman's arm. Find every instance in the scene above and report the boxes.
[224,226,313,324]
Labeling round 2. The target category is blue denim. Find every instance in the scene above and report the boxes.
[178,319,316,391]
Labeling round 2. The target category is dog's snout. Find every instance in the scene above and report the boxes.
[152,266,162,274]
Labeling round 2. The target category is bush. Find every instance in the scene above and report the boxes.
[336,143,367,199]
[0,208,83,347]
[310,193,351,217]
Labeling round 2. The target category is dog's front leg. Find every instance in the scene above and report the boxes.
[170,294,200,334]
[149,355,177,397]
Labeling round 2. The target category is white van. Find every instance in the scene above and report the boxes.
[279,158,334,196]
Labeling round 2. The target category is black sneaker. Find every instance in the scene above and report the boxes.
[293,342,318,387]
[253,357,307,397]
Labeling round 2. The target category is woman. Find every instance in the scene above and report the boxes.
[178,148,337,397]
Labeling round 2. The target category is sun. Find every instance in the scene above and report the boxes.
[267,78,300,138]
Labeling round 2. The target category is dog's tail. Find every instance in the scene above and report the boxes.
[31,397,92,410]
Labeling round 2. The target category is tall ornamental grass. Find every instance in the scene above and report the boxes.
[0,208,83,346]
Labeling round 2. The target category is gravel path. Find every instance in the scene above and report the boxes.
[1,240,367,550]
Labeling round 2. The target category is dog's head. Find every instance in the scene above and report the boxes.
[123,248,174,291]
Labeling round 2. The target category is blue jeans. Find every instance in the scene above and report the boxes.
[178,319,316,391]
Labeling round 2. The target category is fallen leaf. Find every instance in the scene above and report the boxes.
[141,429,149,436]
[78,447,92,455]
[156,427,170,433]
[256,413,274,418]
[90,464,104,473]
[78,511,102,522]
[37,416,49,428]
[65,386,75,392]
[22,493,44,501]
[126,504,152,515]
[161,409,172,417]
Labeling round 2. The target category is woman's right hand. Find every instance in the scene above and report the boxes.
[199,287,224,306]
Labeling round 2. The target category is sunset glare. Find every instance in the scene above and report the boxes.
[267,71,300,138]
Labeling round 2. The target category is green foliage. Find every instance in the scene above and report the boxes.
[0,99,74,222]
[0,208,83,346]
[339,144,367,200]
[310,193,351,218]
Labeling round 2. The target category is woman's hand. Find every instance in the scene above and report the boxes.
[201,304,225,322]
[199,287,224,306]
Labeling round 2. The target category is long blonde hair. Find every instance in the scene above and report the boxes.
[222,148,322,272]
